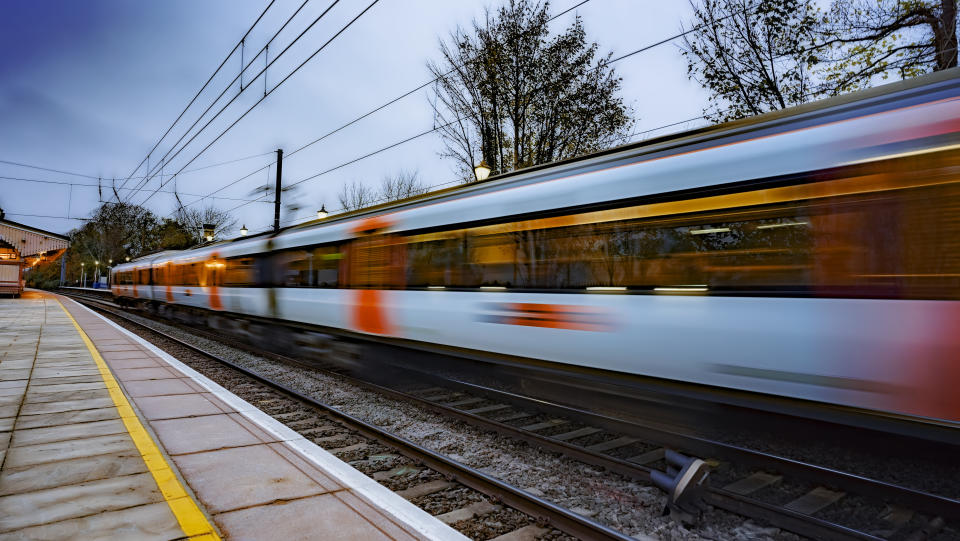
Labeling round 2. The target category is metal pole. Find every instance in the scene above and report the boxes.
[274,148,283,233]
[59,249,66,287]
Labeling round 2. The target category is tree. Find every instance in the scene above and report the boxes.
[681,0,823,122]
[681,0,958,122]
[155,218,199,250]
[175,205,238,241]
[337,180,378,212]
[379,169,428,201]
[820,0,958,92]
[428,0,634,181]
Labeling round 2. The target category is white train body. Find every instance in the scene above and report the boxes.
[114,71,960,426]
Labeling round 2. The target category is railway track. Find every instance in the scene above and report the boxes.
[63,292,632,541]
[61,290,960,541]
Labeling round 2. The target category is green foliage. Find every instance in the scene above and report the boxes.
[681,0,823,123]
[819,0,958,93]
[682,0,958,121]
[429,0,634,180]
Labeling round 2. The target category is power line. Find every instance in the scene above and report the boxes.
[4,212,89,222]
[118,1,277,193]
[0,159,101,179]
[0,175,268,203]
[139,0,382,207]
[126,0,313,201]
[284,0,595,162]
[126,0,331,202]
[231,9,760,214]
[199,0,598,216]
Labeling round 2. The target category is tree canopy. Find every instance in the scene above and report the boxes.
[682,0,958,121]
[429,0,634,181]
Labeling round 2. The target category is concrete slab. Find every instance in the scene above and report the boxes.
[0,501,182,541]
[216,493,406,541]
[14,407,120,430]
[133,393,224,420]
[3,432,137,469]
[10,418,127,447]
[0,452,148,496]
[0,472,165,533]
[171,444,335,513]
[150,414,263,455]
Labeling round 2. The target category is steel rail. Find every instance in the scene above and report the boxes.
[62,291,958,540]
[65,294,636,541]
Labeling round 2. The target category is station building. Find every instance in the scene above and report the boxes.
[0,209,70,296]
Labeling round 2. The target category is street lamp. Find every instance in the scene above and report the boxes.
[317,205,328,220]
[81,262,85,288]
[240,225,248,236]
[474,160,491,181]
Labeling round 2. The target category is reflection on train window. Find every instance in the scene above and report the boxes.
[225,257,257,287]
[277,245,341,287]
[402,180,960,299]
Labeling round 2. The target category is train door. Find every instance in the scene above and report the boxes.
[343,221,405,335]
[203,253,225,310]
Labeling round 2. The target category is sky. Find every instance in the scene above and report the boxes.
[0,0,711,237]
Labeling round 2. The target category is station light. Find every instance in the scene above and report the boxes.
[240,225,248,236]
[474,160,491,181]
[317,205,328,220]
[125,256,130,262]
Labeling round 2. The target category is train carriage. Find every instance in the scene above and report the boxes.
[113,69,960,428]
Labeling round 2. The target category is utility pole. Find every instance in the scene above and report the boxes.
[274,148,283,233]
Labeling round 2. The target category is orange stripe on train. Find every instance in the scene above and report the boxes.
[352,289,393,335]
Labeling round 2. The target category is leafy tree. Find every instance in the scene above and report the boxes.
[428,0,634,181]
[155,218,199,250]
[681,0,958,121]
[820,0,958,92]
[681,0,822,122]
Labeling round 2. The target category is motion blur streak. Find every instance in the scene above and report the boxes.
[111,70,960,426]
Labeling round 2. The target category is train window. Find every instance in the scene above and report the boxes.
[395,157,960,299]
[346,235,404,288]
[225,257,257,287]
[276,245,342,288]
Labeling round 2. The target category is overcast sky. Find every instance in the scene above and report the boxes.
[0,0,710,236]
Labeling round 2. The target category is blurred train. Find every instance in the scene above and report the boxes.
[113,70,960,428]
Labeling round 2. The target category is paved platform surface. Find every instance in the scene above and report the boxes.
[0,291,465,541]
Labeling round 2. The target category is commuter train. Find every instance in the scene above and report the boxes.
[113,69,960,428]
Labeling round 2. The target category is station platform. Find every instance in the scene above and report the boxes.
[0,290,466,540]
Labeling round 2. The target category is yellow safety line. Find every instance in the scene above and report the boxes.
[56,299,220,541]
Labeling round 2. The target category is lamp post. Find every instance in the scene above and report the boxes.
[94,261,99,287]
[317,205,328,220]
[474,160,491,181]
[81,262,85,288]
[108,260,112,286]
[240,225,248,236]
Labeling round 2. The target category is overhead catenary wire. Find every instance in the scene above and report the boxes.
[283,0,596,162]
[117,1,277,194]
[138,0,382,207]
[126,0,333,202]
[168,0,598,219]
[225,3,766,218]
[0,175,268,203]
